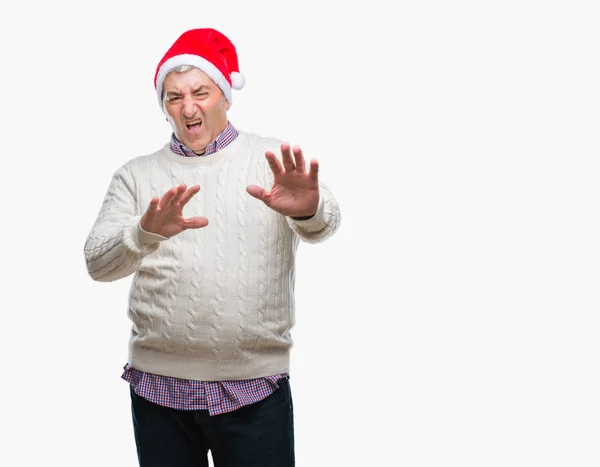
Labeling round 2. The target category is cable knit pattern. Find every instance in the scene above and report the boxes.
[252,143,271,358]
[186,169,207,355]
[84,131,341,381]
[229,149,250,362]
[207,157,231,359]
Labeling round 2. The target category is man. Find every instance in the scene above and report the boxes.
[84,28,341,467]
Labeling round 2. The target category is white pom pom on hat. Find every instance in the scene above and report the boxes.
[154,28,245,109]
[230,71,245,90]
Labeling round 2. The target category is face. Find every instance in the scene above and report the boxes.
[163,68,230,153]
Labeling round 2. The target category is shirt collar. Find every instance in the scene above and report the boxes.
[170,122,238,157]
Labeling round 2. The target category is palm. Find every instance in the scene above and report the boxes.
[140,184,208,238]
[247,143,320,218]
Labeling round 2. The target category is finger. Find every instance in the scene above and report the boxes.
[246,185,269,201]
[170,184,187,206]
[178,185,201,207]
[292,145,306,173]
[308,158,319,181]
[265,152,283,176]
[158,187,178,210]
[182,216,209,230]
[147,197,160,213]
[280,143,296,172]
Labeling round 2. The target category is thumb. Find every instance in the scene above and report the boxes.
[246,185,268,201]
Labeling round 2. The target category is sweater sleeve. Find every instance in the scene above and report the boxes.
[286,181,341,244]
[84,165,168,282]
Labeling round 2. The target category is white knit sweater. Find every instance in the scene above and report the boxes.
[84,131,341,381]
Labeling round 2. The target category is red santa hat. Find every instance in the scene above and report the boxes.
[154,28,245,109]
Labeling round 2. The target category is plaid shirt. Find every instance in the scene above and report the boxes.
[122,364,288,415]
[169,121,238,157]
[123,122,288,415]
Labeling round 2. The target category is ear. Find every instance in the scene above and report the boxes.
[225,99,231,111]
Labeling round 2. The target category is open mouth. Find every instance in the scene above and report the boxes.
[185,119,202,134]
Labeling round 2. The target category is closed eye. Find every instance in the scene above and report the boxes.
[166,94,183,103]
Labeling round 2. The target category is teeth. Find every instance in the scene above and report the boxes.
[187,120,201,126]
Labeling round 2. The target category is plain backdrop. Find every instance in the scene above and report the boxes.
[1,0,599,466]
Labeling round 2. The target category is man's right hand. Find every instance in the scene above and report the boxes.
[140,184,208,238]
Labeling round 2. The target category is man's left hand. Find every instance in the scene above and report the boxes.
[246,143,319,218]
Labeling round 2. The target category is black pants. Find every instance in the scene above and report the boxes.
[130,377,295,467]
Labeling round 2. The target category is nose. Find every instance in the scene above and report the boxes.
[182,96,197,118]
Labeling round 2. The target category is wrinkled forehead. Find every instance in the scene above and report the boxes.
[163,67,218,93]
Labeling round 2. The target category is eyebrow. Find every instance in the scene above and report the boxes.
[166,85,210,98]
[192,85,210,93]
